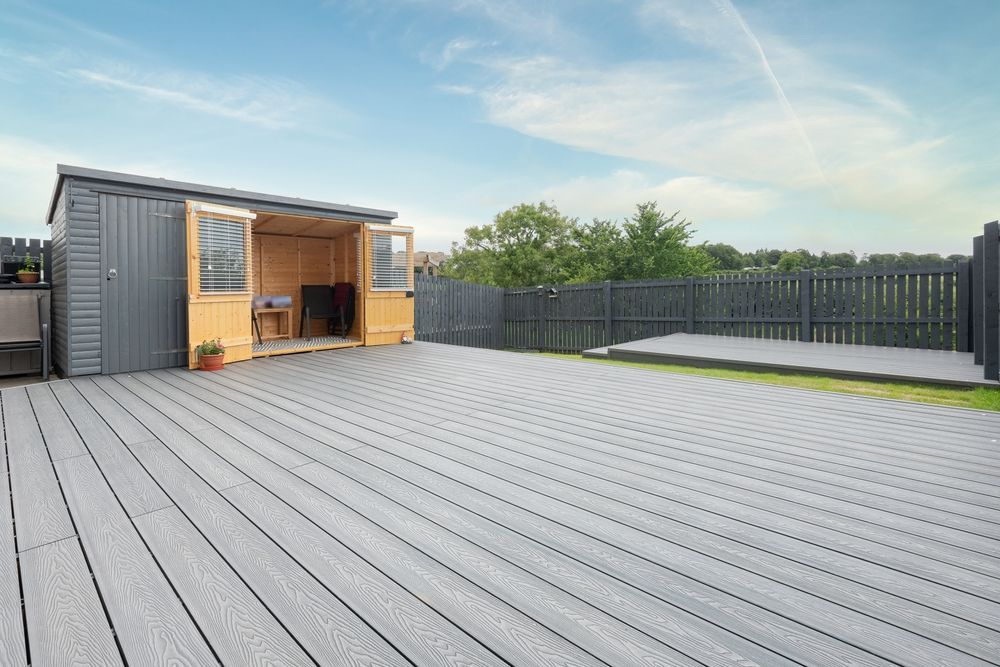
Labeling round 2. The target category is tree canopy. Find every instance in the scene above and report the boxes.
[444,201,715,287]
[440,200,968,287]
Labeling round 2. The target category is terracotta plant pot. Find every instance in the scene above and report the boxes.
[198,353,225,371]
[17,272,40,284]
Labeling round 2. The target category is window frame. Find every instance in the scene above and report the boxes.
[368,225,414,292]
[190,203,255,299]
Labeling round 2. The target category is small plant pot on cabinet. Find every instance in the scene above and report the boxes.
[198,353,225,371]
[16,272,40,284]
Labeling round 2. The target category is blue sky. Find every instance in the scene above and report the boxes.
[1,0,997,255]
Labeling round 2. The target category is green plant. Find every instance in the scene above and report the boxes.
[17,256,37,274]
[197,339,225,356]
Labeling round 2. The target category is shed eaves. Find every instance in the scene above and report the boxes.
[45,164,398,226]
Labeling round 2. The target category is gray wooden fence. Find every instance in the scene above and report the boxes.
[972,220,1000,381]
[416,264,973,354]
[414,273,505,349]
[1,237,51,283]
[503,265,968,353]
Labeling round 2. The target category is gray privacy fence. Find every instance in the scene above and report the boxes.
[414,273,505,349]
[416,264,974,354]
[972,220,1000,381]
[2,237,52,282]
[503,266,971,353]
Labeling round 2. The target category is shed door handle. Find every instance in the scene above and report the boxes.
[107,268,118,280]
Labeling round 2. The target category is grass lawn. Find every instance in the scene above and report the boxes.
[542,353,1000,412]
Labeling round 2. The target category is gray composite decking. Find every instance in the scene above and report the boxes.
[587,333,999,387]
[1,342,999,666]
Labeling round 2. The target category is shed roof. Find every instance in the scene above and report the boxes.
[46,164,398,225]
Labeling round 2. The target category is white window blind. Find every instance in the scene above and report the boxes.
[370,231,411,290]
[198,216,250,293]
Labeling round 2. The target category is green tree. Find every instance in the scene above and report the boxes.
[704,243,744,270]
[776,251,805,272]
[443,202,578,287]
[614,203,716,280]
[861,253,899,268]
[820,251,857,269]
[569,218,623,283]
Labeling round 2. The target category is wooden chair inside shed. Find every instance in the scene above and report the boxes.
[331,282,356,336]
[299,285,345,341]
[0,293,50,380]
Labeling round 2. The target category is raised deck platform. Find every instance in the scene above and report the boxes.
[2,342,999,665]
[588,333,998,387]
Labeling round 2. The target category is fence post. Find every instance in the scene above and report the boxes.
[983,221,1000,381]
[603,281,613,346]
[957,260,971,352]
[536,287,545,351]
[799,270,812,342]
[684,277,695,334]
[973,236,984,365]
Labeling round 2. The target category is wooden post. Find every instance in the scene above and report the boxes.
[603,280,613,346]
[957,260,971,352]
[684,277,695,334]
[799,270,812,342]
[535,285,546,352]
[983,221,1000,381]
[973,235,984,365]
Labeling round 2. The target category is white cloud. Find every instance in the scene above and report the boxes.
[541,171,779,222]
[434,0,996,244]
[69,67,343,131]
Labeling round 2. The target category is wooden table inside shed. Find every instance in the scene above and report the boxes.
[252,307,293,342]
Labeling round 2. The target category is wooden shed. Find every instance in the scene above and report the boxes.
[46,165,414,376]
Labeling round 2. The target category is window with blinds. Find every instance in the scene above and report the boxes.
[370,230,411,290]
[198,216,250,293]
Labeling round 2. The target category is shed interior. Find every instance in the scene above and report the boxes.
[250,211,365,355]
[186,201,414,368]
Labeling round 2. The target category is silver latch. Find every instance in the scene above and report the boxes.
[107,268,118,280]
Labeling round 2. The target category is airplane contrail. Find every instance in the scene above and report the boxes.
[714,0,831,188]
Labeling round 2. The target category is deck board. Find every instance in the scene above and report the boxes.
[133,505,314,666]
[590,333,1000,387]
[20,537,123,666]
[1,341,999,666]
[3,387,75,551]
[0,406,26,666]
[53,454,216,665]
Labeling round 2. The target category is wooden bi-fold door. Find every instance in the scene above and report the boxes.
[185,201,255,368]
[363,224,414,345]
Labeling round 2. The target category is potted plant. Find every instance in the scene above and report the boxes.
[16,256,40,284]
[197,338,226,371]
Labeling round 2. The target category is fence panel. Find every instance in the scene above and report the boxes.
[981,221,1000,380]
[1,237,52,283]
[414,274,504,349]
[415,265,967,355]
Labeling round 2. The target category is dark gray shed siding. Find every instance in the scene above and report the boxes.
[48,182,69,375]
[65,181,102,376]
